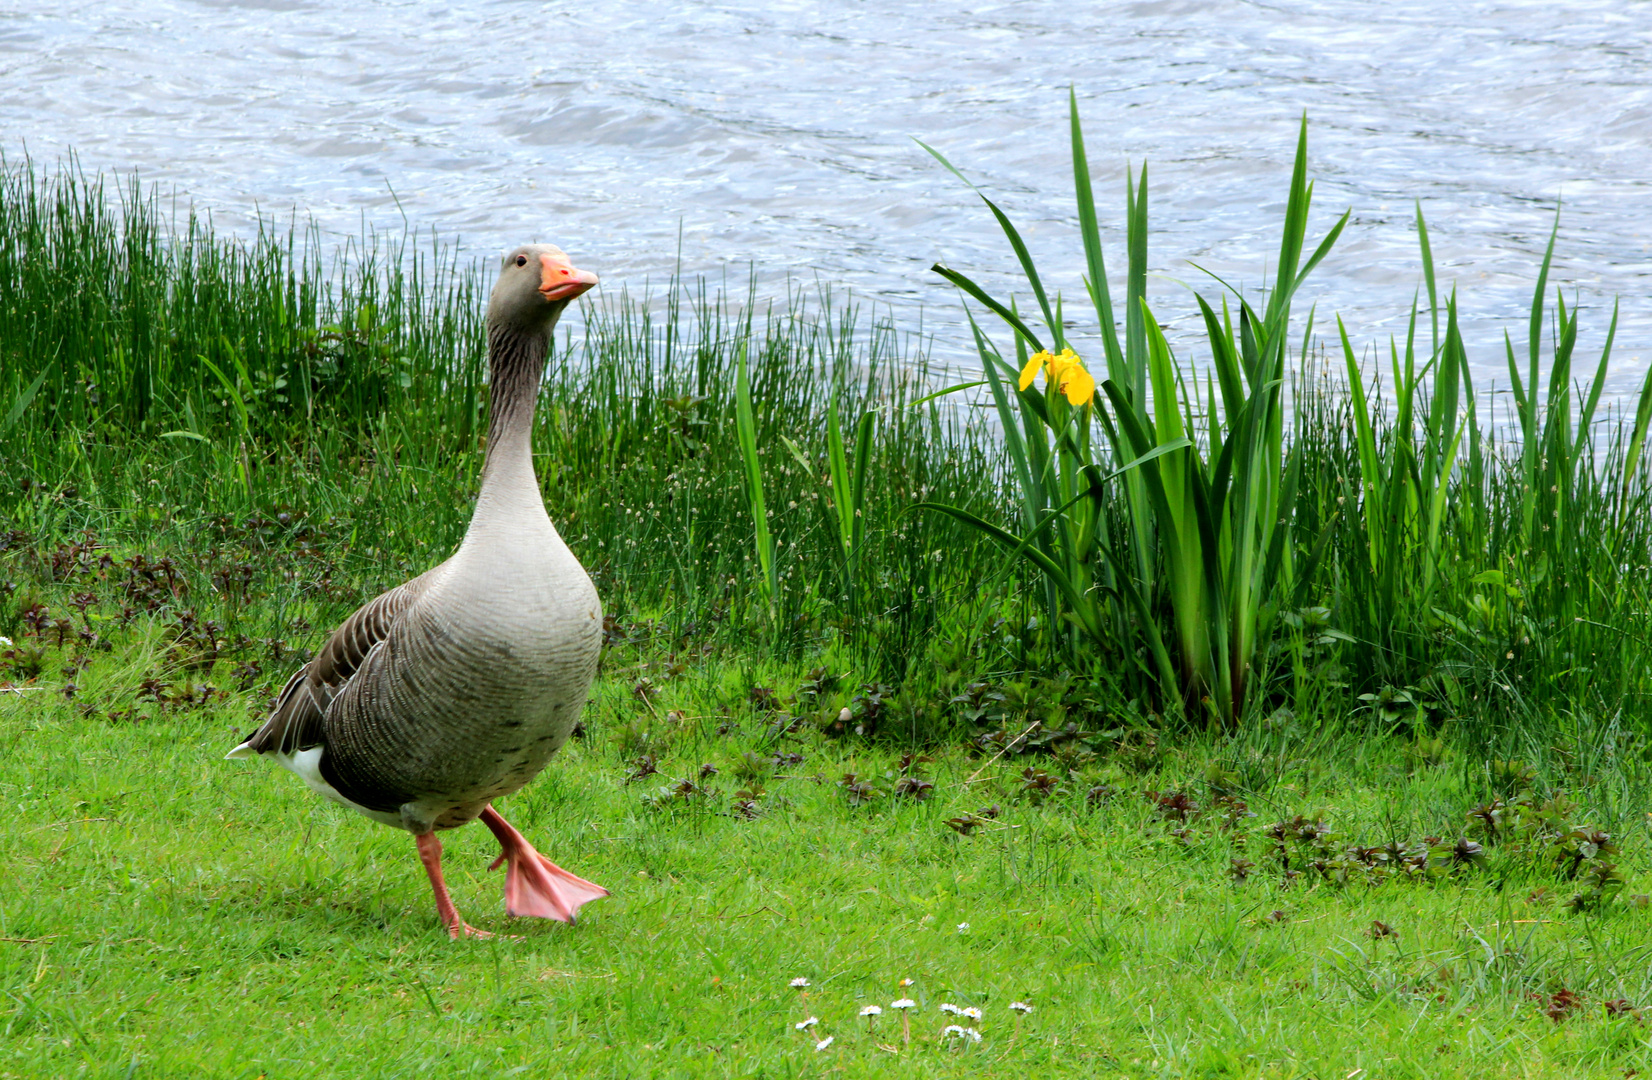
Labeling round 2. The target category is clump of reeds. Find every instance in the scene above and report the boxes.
[914,94,1652,736]
[0,156,1007,690]
[5,109,1652,742]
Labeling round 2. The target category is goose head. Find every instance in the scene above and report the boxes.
[489,243,599,335]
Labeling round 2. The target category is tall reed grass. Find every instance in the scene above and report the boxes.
[919,98,1652,735]
[3,133,1650,743]
[0,158,1006,684]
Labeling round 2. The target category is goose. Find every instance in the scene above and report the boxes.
[228,244,606,939]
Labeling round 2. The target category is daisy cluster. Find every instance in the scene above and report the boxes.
[786,976,1033,1052]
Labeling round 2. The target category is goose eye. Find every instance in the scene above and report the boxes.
[515,254,528,267]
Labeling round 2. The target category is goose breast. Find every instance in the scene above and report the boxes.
[318,543,601,830]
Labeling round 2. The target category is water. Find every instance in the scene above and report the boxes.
[2,1,1649,394]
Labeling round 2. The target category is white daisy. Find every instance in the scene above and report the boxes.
[1010,1001,1034,1013]
[795,1017,819,1030]
[891,998,916,1010]
[814,1036,834,1051]
[961,1006,982,1021]
[956,922,970,933]
[789,977,810,988]
[940,1003,961,1015]
[860,1005,882,1017]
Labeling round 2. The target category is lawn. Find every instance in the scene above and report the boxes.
[5,624,1651,1078]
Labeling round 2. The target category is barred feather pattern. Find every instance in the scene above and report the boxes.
[246,574,435,758]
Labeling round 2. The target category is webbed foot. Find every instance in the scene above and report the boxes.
[479,806,609,923]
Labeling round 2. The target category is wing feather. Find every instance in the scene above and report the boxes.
[235,567,439,756]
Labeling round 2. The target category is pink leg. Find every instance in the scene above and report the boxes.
[479,806,609,924]
[415,832,494,940]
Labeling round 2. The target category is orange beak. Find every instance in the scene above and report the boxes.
[539,253,599,302]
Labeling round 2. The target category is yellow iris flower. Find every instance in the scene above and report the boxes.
[1017,347,1095,406]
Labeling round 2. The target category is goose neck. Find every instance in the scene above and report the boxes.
[476,323,548,512]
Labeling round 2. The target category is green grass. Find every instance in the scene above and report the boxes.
[6,129,1652,1077]
[5,624,1652,1078]
[3,526,1651,1077]
[0,159,1006,683]
[9,127,1652,737]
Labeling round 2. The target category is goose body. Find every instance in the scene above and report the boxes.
[229,244,607,937]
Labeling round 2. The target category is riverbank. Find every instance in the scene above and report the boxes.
[4,155,1652,1077]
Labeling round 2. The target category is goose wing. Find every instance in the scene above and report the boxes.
[231,569,439,757]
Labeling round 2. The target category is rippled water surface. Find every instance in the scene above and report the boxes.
[3,1,1649,390]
